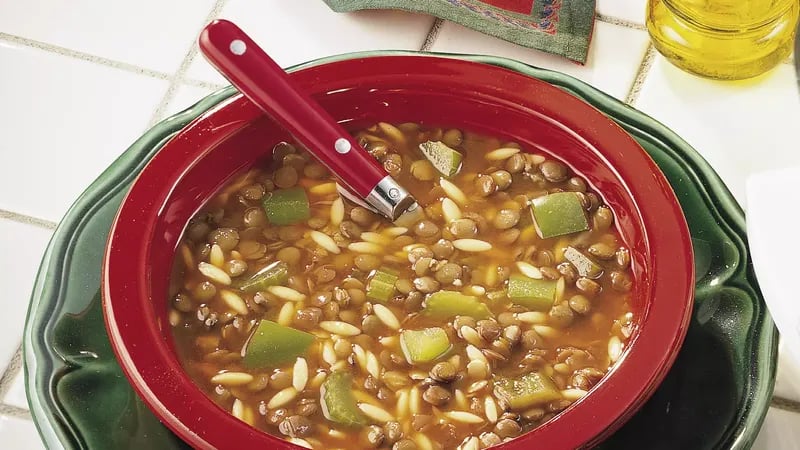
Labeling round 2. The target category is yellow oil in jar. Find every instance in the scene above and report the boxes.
[647,0,799,80]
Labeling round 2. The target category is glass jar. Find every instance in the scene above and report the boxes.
[646,0,799,80]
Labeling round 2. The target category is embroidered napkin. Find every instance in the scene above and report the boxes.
[322,0,596,63]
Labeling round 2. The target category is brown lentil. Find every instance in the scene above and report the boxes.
[383,421,403,445]
[490,170,512,190]
[568,295,592,315]
[540,160,569,183]
[588,242,616,260]
[616,247,631,269]
[493,209,520,230]
[430,362,458,383]
[448,218,478,238]
[208,228,239,251]
[351,207,377,227]
[279,415,312,437]
[505,153,525,173]
[434,262,462,285]
[610,271,633,292]
[442,128,464,148]
[413,220,440,238]
[475,175,496,197]
[422,385,452,406]
[494,419,522,439]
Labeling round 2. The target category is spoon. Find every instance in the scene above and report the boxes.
[198,19,418,222]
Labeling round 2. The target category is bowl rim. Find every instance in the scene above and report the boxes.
[102,55,694,450]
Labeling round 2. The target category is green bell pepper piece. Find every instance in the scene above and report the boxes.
[494,372,562,410]
[366,268,398,303]
[241,320,315,369]
[320,371,368,427]
[506,274,556,311]
[422,291,492,320]
[530,192,589,238]
[262,187,310,225]
[400,327,451,364]
[418,141,463,177]
[563,246,603,279]
[233,261,289,293]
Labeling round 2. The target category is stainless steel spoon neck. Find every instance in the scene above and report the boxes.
[366,176,417,221]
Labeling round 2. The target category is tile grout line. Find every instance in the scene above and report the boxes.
[0,346,23,403]
[624,43,657,106]
[0,209,57,230]
[420,18,445,52]
[772,396,800,414]
[0,32,171,81]
[182,77,227,91]
[595,13,646,31]
[145,0,230,127]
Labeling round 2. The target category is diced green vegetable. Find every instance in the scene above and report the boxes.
[320,371,368,427]
[241,320,315,369]
[506,274,556,311]
[262,187,310,225]
[530,192,589,239]
[400,328,451,364]
[494,372,562,410]
[419,141,462,177]
[563,246,603,279]
[366,268,398,303]
[233,261,289,293]
[422,291,492,320]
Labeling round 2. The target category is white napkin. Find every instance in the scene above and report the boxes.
[746,166,800,368]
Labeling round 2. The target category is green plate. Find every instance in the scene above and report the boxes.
[23,51,777,449]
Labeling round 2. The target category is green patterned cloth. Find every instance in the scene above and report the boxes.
[323,0,596,63]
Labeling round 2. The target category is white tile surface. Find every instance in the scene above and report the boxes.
[0,416,44,450]
[0,220,52,370]
[430,20,650,100]
[597,0,647,24]
[774,341,800,402]
[157,83,219,121]
[4,371,28,411]
[1,0,799,445]
[185,0,436,84]
[0,42,168,222]
[0,0,216,73]
[635,55,800,207]
[753,407,800,450]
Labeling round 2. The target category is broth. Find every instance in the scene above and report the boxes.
[169,123,633,450]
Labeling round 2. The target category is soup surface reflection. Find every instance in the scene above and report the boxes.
[169,122,634,450]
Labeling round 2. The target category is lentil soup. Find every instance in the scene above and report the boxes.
[169,122,634,450]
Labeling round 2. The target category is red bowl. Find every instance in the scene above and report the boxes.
[103,55,694,450]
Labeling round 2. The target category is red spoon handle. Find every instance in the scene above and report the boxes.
[199,19,385,198]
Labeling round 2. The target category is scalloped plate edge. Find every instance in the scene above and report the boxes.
[22,50,777,450]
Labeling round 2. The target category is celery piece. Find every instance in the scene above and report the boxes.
[419,141,463,177]
[530,192,589,238]
[400,328,451,364]
[366,268,398,303]
[262,187,310,225]
[233,261,289,293]
[422,291,492,320]
[241,320,315,369]
[506,274,556,311]
[563,246,603,279]
[494,372,562,410]
[320,371,368,427]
